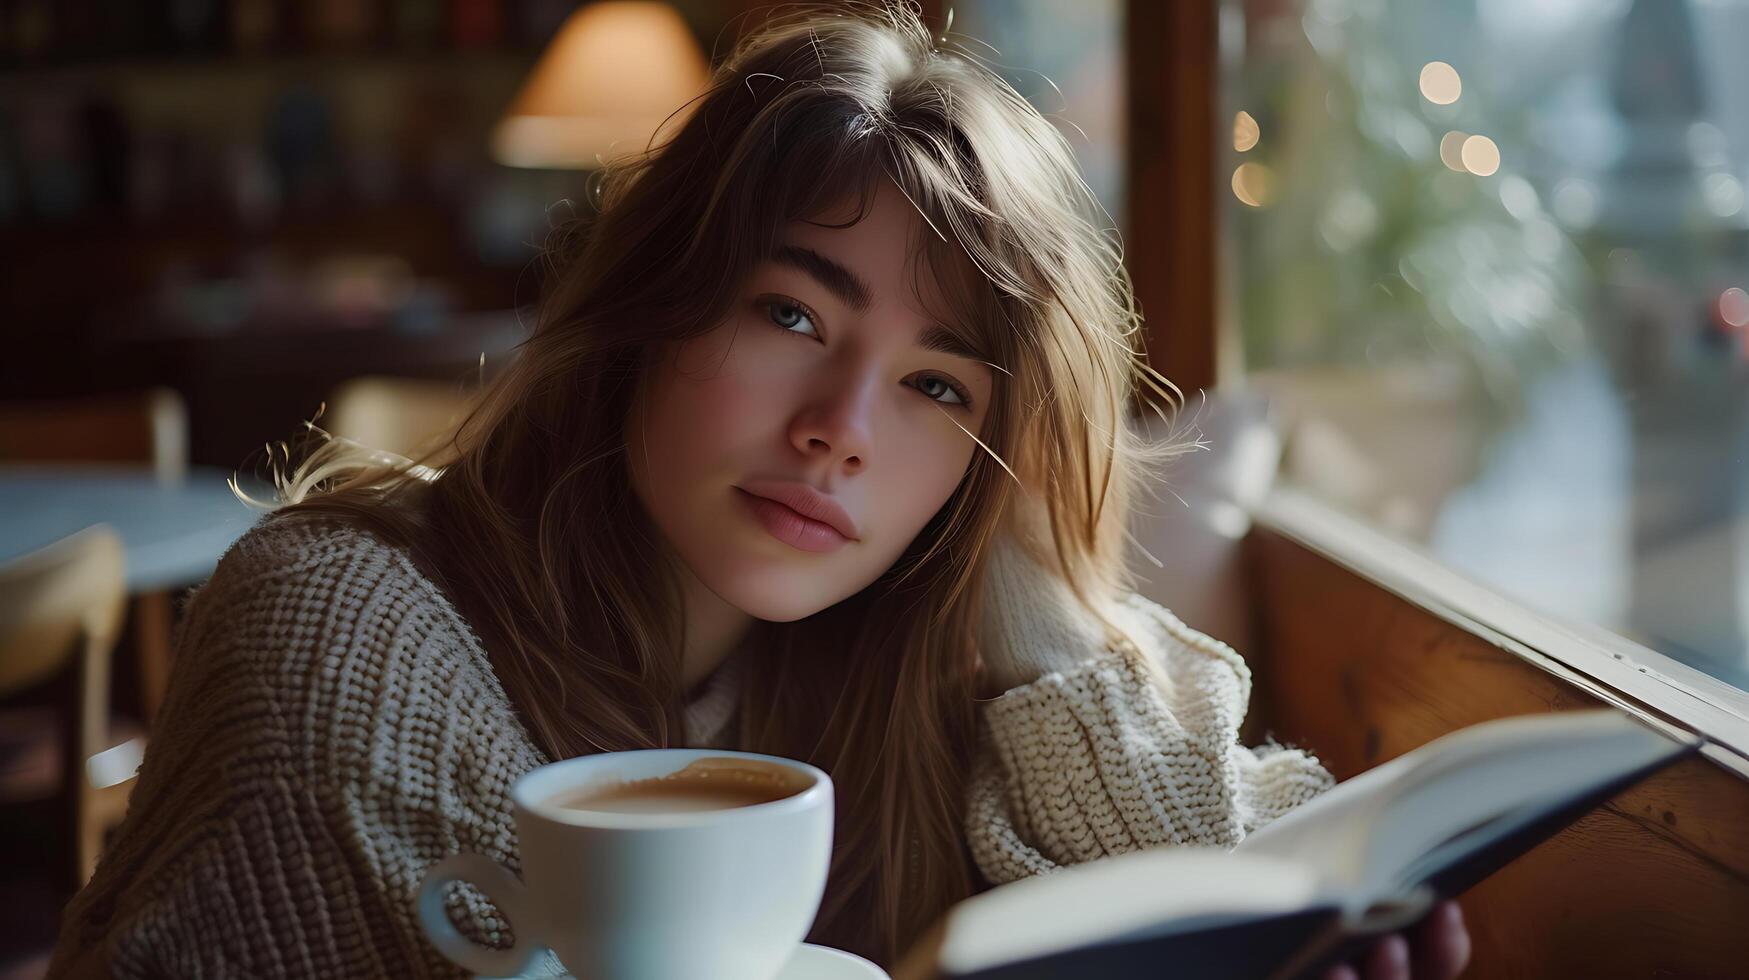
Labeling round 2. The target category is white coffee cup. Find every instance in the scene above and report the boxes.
[416,748,835,979]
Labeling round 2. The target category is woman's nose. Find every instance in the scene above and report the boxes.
[790,369,878,470]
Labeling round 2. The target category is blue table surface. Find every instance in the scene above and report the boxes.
[0,464,269,592]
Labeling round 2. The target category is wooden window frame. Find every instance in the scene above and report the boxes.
[1123,0,1749,758]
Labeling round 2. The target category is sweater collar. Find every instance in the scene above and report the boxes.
[680,653,744,747]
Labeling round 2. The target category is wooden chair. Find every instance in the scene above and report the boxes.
[0,387,188,484]
[323,375,479,461]
[0,525,139,892]
[0,387,192,725]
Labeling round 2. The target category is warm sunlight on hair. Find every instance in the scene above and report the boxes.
[250,1,1203,965]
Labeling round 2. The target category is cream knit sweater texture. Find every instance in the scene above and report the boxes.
[47,514,1335,979]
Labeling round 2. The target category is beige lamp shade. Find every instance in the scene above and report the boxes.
[492,1,710,169]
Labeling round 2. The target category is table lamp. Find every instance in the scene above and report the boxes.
[491,1,711,169]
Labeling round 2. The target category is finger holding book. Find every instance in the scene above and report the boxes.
[909,710,1697,979]
[1319,898,1470,980]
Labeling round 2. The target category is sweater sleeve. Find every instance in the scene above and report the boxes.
[964,591,1337,887]
[45,519,558,979]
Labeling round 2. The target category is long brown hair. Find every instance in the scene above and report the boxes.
[250,0,1196,965]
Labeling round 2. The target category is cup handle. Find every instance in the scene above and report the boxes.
[416,853,542,978]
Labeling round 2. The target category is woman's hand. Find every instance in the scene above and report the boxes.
[1319,900,1471,980]
[982,488,1472,979]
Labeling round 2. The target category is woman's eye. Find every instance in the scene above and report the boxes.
[764,299,820,340]
[914,374,973,409]
[759,296,974,411]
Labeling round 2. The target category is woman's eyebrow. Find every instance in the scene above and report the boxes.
[770,244,990,365]
[773,244,872,313]
[915,323,987,365]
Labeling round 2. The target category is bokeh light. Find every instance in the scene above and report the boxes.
[1703,172,1745,218]
[1551,178,1599,228]
[1439,131,1469,172]
[1232,162,1276,207]
[1461,134,1501,176]
[1234,110,1261,152]
[1419,61,1462,105]
[1720,288,1749,330]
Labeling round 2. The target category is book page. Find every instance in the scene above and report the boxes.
[931,848,1329,976]
[1238,709,1693,912]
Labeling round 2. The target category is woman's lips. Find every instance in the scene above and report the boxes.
[735,488,852,553]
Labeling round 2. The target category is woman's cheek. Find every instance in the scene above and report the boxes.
[668,325,783,429]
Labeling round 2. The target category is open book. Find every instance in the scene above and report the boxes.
[893,709,1704,980]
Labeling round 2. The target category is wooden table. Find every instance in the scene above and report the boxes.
[1,463,264,719]
[0,464,260,591]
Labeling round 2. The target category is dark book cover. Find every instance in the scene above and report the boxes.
[940,733,1704,980]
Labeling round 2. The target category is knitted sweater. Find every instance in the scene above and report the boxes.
[47,514,1335,979]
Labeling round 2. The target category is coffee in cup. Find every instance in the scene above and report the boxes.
[546,756,812,814]
[416,748,834,980]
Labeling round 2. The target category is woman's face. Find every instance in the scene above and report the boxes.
[626,177,996,622]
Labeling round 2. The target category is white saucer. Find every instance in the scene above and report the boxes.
[495,941,891,979]
[775,942,891,979]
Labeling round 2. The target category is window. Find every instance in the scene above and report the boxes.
[950,0,1126,229]
[1223,0,1749,691]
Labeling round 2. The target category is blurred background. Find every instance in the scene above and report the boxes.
[1,0,1746,976]
[0,2,1119,975]
[1222,0,1749,691]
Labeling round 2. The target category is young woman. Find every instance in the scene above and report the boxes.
[48,4,1469,978]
